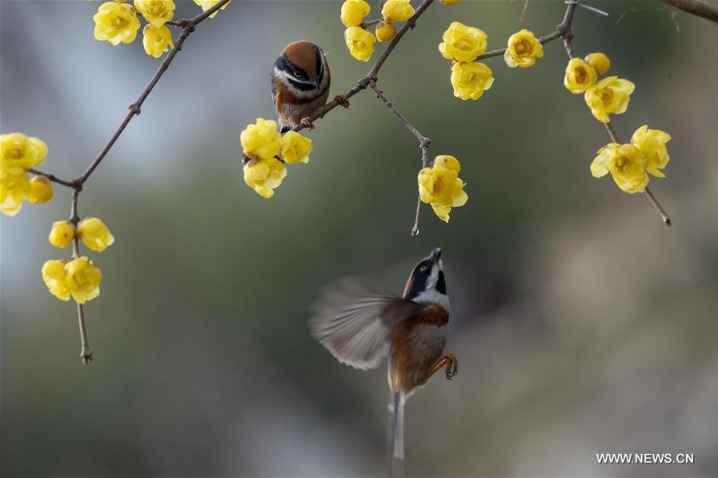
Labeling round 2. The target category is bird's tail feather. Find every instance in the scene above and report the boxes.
[387,390,406,478]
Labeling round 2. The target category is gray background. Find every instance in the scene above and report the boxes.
[1,1,717,476]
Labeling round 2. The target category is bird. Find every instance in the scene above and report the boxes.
[271,40,348,133]
[309,248,458,477]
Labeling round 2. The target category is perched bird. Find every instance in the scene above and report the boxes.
[310,248,458,477]
[271,41,333,133]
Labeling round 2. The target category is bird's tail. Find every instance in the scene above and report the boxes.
[387,390,406,478]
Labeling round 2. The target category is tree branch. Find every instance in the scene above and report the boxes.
[294,0,436,132]
[78,0,232,184]
[660,0,718,23]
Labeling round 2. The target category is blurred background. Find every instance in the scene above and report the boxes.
[1,1,717,476]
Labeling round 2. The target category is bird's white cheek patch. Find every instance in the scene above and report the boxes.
[413,289,450,312]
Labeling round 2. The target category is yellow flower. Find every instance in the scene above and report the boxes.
[134,0,174,27]
[244,157,287,198]
[450,61,493,100]
[504,29,543,68]
[344,26,375,62]
[93,2,141,45]
[631,125,671,178]
[42,260,71,302]
[65,257,103,304]
[28,175,54,204]
[240,118,282,160]
[340,0,370,27]
[375,21,396,43]
[439,22,487,63]
[563,58,597,94]
[279,131,312,164]
[590,143,648,194]
[77,217,115,252]
[1,132,48,175]
[585,52,610,76]
[0,171,30,216]
[49,221,76,249]
[418,155,468,222]
[584,76,635,123]
[143,24,174,58]
[193,0,230,18]
[382,0,414,23]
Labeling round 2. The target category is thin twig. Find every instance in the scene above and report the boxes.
[61,0,231,366]
[557,0,579,59]
[78,0,231,184]
[368,80,431,235]
[644,186,672,226]
[474,3,571,62]
[368,80,430,149]
[603,124,671,226]
[411,146,431,236]
[28,168,76,188]
[603,122,620,143]
[77,303,93,364]
[294,0,436,132]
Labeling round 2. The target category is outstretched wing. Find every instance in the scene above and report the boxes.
[309,279,421,370]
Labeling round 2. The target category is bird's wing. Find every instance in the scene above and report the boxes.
[309,278,421,370]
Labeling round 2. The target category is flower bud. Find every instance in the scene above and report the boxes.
[49,220,76,248]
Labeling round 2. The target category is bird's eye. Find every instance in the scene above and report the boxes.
[419,265,428,273]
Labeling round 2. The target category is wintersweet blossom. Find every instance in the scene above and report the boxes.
[564,58,598,94]
[42,260,71,302]
[1,132,48,175]
[49,221,76,249]
[340,0,370,27]
[375,21,396,43]
[193,0,230,18]
[0,132,48,216]
[584,76,635,123]
[240,118,282,160]
[382,0,414,23]
[65,257,103,304]
[450,62,493,100]
[28,176,54,204]
[439,22,487,63]
[279,131,312,164]
[418,155,468,222]
[93,2,141,45]
[585,52,610,76]
[590,143,648,194]
[134,0,174,27]
[504,29,543,68]
[631,125,671,178]
[244,157,287,198]
[143,24,174,58]
[344,26,375,62]
[77,217,115,252]
[0,171,30,216]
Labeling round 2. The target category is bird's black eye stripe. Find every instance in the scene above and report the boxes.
[314,45,324,78]
[277,55,309,81]
[436,270,447,294]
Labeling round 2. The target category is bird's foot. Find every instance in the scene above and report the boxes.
[300,117,315,130]
[334,94,350,108]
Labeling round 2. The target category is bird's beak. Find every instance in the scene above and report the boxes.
[428,248,442,264]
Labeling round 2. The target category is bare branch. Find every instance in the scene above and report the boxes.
[660,0,718,23]
[78,0,232,184]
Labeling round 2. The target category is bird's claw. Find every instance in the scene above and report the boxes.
[445,353,458,380]
[300,117,315,130]
[334,94,350,108]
